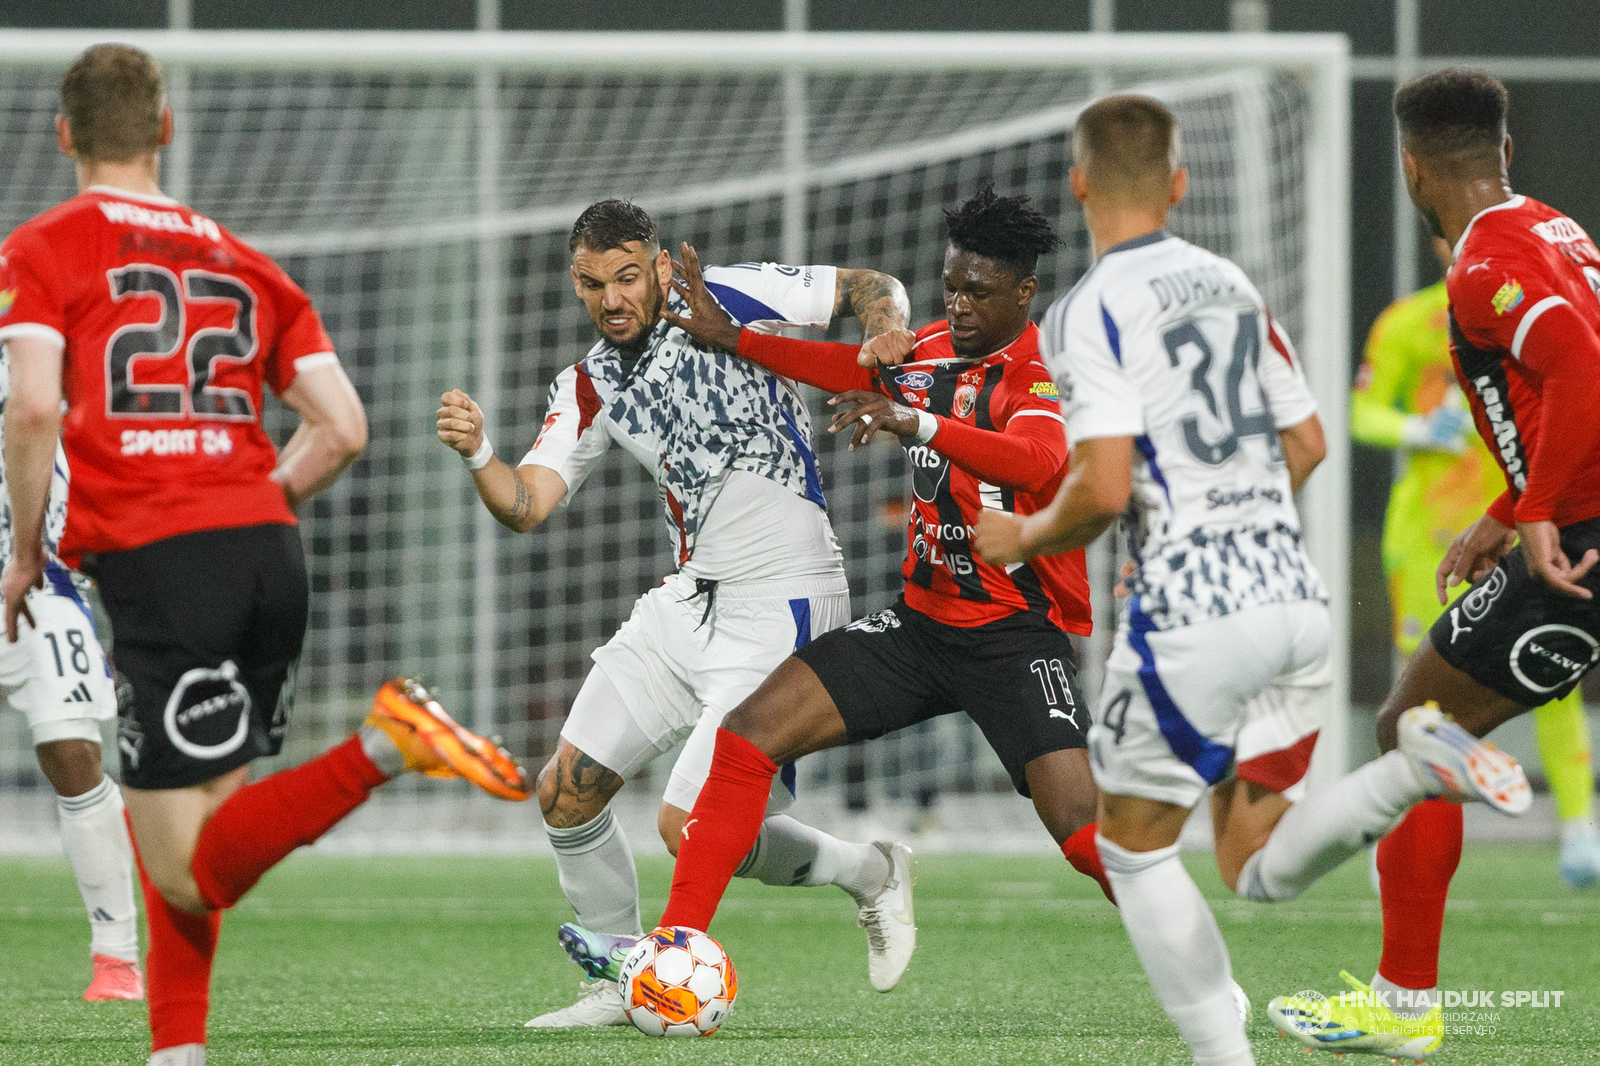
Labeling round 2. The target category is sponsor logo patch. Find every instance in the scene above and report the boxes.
[163,660,252,761]
[1491,280,1524,316]
[1508,624,1600,696]
[1028,380,1059,399]
[895,370,934,390]
[0,288,13,317]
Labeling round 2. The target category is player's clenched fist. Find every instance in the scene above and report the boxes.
[857,328,916,369]
[437,389,486,457]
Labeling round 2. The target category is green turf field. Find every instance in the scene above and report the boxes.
[1,844,1593,1065]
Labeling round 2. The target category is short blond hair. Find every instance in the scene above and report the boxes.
[61,44,165,162]
[1073,95,1180,202]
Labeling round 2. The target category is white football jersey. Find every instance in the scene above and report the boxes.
[522,262,843,578]
[1039,230,1327,630]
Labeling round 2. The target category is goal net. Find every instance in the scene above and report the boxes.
[0,32,1349,852]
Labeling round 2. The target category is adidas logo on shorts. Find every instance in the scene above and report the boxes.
[62,681,95,703]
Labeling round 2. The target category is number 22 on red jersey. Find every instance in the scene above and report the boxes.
[0,186,340,563]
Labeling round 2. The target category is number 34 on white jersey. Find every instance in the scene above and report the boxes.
[1039,230,1327,630]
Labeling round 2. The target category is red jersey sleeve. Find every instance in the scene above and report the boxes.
[0,228,68,347]
[1507,300,1600,523]
[735,329,874,394]
[262,266,337,396]
[927,358,1068,494]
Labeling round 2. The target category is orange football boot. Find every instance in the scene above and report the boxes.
[365,677,531,801]
[83,953,144,1001]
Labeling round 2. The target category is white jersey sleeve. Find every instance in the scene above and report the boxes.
[1258,315,1319,429]
[1040,287,1145,444]
[700,263,838,336]
[519,363,612,504]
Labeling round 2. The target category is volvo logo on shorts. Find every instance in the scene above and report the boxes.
[163,660,252,761]
[1508,624,1600,696]
[1461,566,1507,622]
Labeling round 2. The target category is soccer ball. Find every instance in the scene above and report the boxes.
[618,926,737,1037]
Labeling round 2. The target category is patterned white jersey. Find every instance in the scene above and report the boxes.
[1039,230,1326,630]
[523,262,838,568]
[0,346,70,565]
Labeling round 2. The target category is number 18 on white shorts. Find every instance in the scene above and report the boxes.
[0,566,116,745]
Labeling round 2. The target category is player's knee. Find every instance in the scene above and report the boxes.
[658,804,688,856]
[1024,750,1097,845]
[33,736,104,797]
[537,744,620,829]
[143,854,209,915]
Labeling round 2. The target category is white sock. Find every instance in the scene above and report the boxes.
[148,1043,205,1065]
[357,724,404,778]
[1236,751,1422,903]
[546,807,643,937]
[1099,835,1253,1066]
[56,775,139,962]
[1371,971,1440,1020]
[733,815,888,901]
[1561,814,1597,842]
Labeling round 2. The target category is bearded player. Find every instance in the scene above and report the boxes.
[971,95,1527,1066]
[0,45,529,1066]
[577,187,1132,979]
[1353,236,1600,889]
[0,347,140,1001]
[1269,69,1600,1059]
[437,199,917,1025]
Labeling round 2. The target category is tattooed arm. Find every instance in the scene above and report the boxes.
[833,267,911,340]
[436,388,567,533]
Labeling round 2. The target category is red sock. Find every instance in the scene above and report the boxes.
[134,832,221,1051]
[1062,822,1116,905]
[191,735,387,909]
[659,729,778,932]
[1376,798,1463,989]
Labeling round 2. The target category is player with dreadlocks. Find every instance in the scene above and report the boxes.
[556,188,1113,983]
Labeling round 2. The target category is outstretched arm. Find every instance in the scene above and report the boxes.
[437,389,568,533]
[973,436,1134,564]
[664,243,894,392]
[827,390,1067,493]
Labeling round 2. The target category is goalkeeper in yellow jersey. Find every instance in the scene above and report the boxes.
[1352,237,1600,888]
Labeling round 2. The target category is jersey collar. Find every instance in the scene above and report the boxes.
[1452,194,1525,259]
[85,184,179,206]
[1100,228,1174,258]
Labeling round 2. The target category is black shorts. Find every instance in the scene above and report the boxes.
[1430,516,1600,706]
[85,524,308,790]
[794,599,1087,796]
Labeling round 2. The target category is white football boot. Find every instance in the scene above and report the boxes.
[148,1045,205,1066]
[1397,703,1531,815]
[524,979,628,1028]
[856,841,916,992]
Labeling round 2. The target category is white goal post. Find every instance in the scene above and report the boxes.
[0,31,1351,836]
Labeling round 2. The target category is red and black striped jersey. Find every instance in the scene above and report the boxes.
[1446,195,1600,529]
[737,320,1092,633]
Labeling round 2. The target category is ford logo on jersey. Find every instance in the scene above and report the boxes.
[896,371,934,390]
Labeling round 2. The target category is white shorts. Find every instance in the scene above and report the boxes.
[1089,598,1330,809]
[0,567,116,745]
[561,571,851,813]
